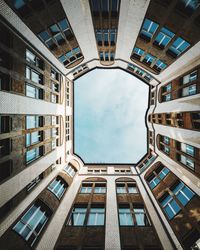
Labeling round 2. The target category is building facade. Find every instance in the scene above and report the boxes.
[0,0,200,249]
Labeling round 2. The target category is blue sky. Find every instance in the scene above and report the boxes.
[74,69,149,163]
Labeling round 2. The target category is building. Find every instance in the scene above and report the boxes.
[0,0,200,249]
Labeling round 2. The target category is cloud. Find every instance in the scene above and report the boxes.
[74,69,149,163]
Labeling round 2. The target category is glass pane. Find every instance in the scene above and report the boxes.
[58,19,69,31]
[50,24,59,35]
[26,85,37,98]
[26,133,31,146]
[31,131,39,144]
[31,70,40,84]
[119,210,134,225]
[38,31,50,42]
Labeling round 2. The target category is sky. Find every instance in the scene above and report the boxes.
[74,69,149,164]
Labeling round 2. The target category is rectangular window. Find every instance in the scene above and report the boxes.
[163,93,171,101]
[180,143,195,156]
[26,66,43,84]
[182,84,197,97]
[127,183,138,193]
[87,207,105,226]
[48,177,67,199]
[13,201,51,246]
[172,182,195,206]
[80,183,93,193]
[0,138,11,157]
[26,116,42,129]
[0,116,10,133]
[140,19,159,40]
[160,194,181,219]
[26,147,40,163]
[168,37,190,57]
[51,68,59,80]
[158,167,170,180]
[26,174,43,192]
[94,183,106,193]
[64,165,76,177]
[116,183,126,193]
[26,131,41,147]
[133,47,145,59]
[69,207,87,226]
[143,53,155,65]
[26,49,44,69]
[154,59,167,71]
[119,207,134,226]
[26,84,43,99]
[164,83,172,92]
[180,155,195,170]
[148,174,160,189]
[163,136,170,144]
[133,207,150,226]
[182,70,198,84]
[154,27,175,48]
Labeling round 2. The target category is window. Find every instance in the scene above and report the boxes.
[168,37,190,57]
[163,93,171,102]
[0,138,11,157]
[143,53,155,65]
[180,155,195,170]
[164,83,172,92]
[26,84,43,99]
[48,177,67,199]
[160,193,181,219]
[116,183,126,193]
[26,147,41,163]
[163,136,170,145]
[94,183,106,193]
[154,60,167,71]
[182,85,197,96]
[119,207,134,226]
[51,68,59,80]
[181,143,195,156]
[13,201,51,246]
[26,174,43,192]
[172,182,195,206]
[0,160,13,182]
[162,145,170,154]
[26,131,41,147]
[80,183,93,193]
[38,19,70,50]
[147,166,170,189]
[58,47,83,66]
[51,93,57,103]
[119,206,150,226]
[158,167,170,180]
[148,174,160,189]
[87,207,105,226]
[133,47,145,59]
[191,112,200,129]
[182,70,198,84]
[69,206,87,226]
[177,0,200,16]
[133,207,150,226]
[127,183,138,193]
[140,19,159,40]
[0,116,10,134]
[154,27,175,48]
[26,66,43,84]
[64,164,76,177]
[26,49,44,69]
[26,116,43,129]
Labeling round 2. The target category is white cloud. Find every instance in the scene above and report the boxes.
[74,69,149,163]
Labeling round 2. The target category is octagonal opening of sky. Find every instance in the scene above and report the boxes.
[74,69,149,164]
